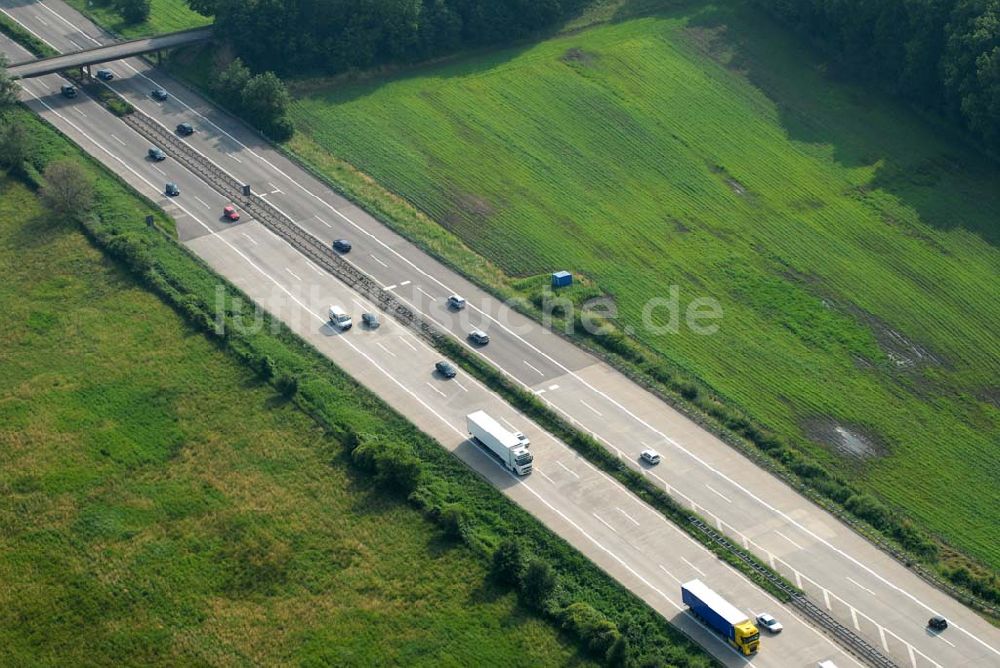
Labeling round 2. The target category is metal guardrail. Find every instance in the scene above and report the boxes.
[689,517,899,668]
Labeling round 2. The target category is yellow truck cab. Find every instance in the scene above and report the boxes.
[733,619,761,654]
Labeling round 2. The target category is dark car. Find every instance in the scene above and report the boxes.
[361,312,380,329]
[332,239,352,253]
[176,122,194,136]
[148,147,166,161]
[61,84,77,98]
[151,88,169,101]
[165,182,180,196]
[96,68,114,81]
[468,329,489,345]
[928,616,948,631]
[435,361,457,378]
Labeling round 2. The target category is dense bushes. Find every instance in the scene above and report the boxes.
[210,58,293,141]
[351,438,424,494]
[489,541,627,666]
[116,0,151,24]
[754,0,1000,153]
[186,0,586,75]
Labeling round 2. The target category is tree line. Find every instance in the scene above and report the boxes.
[186,0,583,75]
[753,0,1000,153]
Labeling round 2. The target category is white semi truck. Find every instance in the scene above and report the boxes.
[466,411,533,475]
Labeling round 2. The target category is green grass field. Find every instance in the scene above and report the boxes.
[0,175,592,666]
[63,0,209,39]
[286,0,1000,571]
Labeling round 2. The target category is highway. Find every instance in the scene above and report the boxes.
[2,2,998,666]
[0,30,854,668]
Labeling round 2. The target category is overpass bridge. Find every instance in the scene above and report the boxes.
[6,26,212,79]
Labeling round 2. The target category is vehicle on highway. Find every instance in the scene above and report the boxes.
[328,305,353,330]
[151,88,169,101]
[223,205,240,221]
[332,239,352,253]
[176,122,194,136]
[361,312,380,329]
[817,662,839,668]
[148,147,166,161]
[435,361,457,378]
[448,294,466,309]
[468,329,489,345]
[467,410,533,475]
[95,68,114,81]
[640,449,661,465]
[165,182,179,197]
[60,84,77,98]
[681,579,760,655]
[928,615,948,631]
[756,613,783,633]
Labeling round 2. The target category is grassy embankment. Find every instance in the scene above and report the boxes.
[0,104,713,665]
[280,0,1000,595]
[62,0,209,39]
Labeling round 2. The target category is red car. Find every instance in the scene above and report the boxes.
[223,205,240,221]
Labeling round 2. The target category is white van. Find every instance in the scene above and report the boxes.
[328,305,353,330]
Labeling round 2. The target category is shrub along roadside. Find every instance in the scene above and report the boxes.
[276,129,1000,619]
[7,107,714,667]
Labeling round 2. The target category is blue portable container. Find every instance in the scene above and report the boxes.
[551,271,572,288]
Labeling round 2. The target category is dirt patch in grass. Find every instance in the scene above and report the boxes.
[561,47,599,65]
[849,306,946,370]
[802,418,889,462]
[708,163,750,196]
[442,191,499,236]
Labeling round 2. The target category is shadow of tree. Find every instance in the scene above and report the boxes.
[607,0,1000,246]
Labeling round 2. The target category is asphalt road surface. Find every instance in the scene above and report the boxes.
[2,2,998,666]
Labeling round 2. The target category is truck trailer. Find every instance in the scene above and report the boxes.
[466,411,533,475]
[681,579,760,655]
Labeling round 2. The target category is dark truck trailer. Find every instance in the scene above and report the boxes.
[681,579,760,655]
